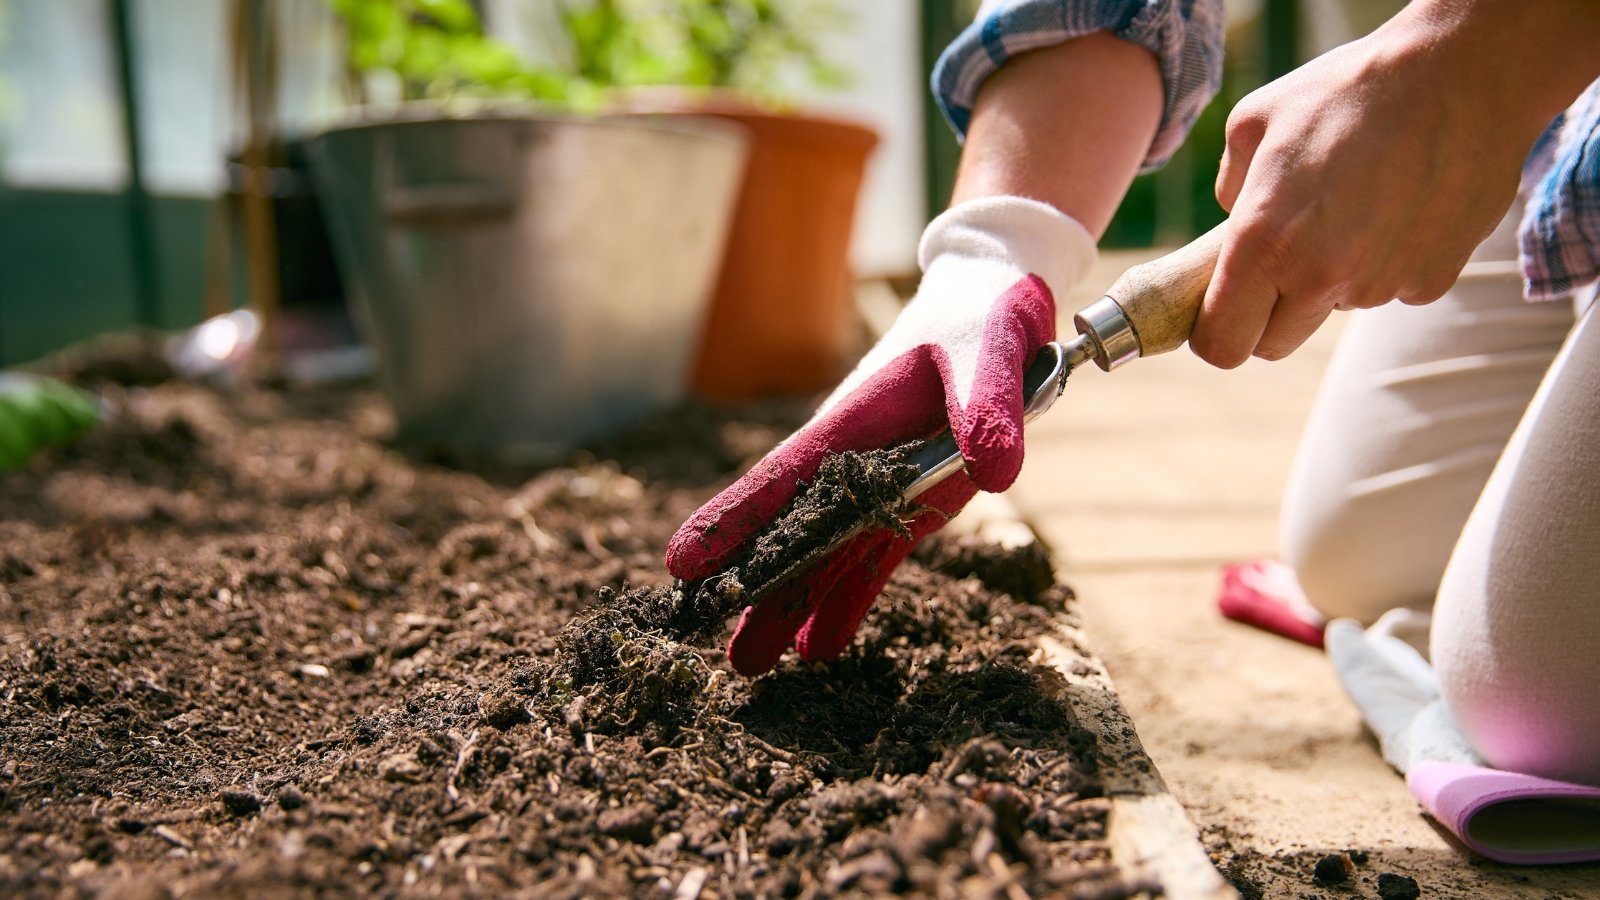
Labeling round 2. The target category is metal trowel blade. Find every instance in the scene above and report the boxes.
[737,340,1076,603]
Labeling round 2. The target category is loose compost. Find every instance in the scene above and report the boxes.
[0,365,1152,898]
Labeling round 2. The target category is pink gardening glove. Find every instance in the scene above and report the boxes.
[667,196,1097,675]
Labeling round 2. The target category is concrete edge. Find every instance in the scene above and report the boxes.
[948,494,1236,900]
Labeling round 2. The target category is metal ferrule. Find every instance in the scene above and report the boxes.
[1072,295,1142,371]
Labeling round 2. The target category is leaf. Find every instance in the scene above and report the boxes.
[413,0,479,32]
[325,0,853,109]
[0,375,101,471]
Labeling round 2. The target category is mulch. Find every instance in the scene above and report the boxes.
[0,367,1151,898]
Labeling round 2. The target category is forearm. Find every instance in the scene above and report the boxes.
[950,32,1163,238]
[1382,0,1600,143]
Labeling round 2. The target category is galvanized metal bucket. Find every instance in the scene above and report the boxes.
[308,112,749,462]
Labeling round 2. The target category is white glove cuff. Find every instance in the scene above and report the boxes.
[917,196,1099,303]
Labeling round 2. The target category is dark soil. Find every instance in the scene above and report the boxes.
[564,444,924,654]
[1215,838,1435,900]
[1311,852,1351,886]
[0,370,1145,898]
[734,447,922,593]
[1376,872,1422,900]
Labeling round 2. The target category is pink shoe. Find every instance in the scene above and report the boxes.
[1217,559,1327,648]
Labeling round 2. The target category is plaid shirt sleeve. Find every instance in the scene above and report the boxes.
[932,0,1225,172]
[1520,78,1600,301]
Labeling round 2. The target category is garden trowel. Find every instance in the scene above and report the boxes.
[744,222,1229,600]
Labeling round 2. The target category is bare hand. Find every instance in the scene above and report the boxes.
[1192,1,1599,367]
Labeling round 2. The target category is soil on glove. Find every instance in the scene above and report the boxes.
[654,445,925,646]
[0,370,1145,898]
[736,447,922,590]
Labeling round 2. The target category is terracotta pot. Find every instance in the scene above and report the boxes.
[663,101,879,400]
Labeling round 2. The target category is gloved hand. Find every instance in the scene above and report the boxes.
[667,196,1097,675]
[1325,610,1472,773]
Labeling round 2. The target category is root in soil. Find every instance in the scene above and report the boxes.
[0,370,1150,898]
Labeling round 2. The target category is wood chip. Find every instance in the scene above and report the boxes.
[674,866,709,900]
[446,728,480,803]
[988,854,1031,900]
[151,825,190,849]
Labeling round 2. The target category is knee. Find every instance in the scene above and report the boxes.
[1282,511,1383,622]
[1435,626,1600,786]
[1280,498,1448,624]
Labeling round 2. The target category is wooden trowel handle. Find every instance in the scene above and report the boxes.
[1074,221,1227,369]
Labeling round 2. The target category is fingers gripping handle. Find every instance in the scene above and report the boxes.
[1073,222,1227,370]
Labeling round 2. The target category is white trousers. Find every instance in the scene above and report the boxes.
[1280,202,1600,784]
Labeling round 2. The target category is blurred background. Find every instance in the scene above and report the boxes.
[0,0,1388,373]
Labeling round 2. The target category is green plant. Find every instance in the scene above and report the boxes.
[328,0,579,103]
[0,375,102,471]
[328,0,847,110]
[331,0,573,104]
[561,0,848,96]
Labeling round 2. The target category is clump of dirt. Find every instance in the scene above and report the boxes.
[0,372,1142,898]
[663,445,925,644]
[1377,872,1422,899]
[1220,841,1435,900]
[738,446,922,589]
[24,329,176,387]
[554,586,713,739]
[551,441,924,685]
[1311,851,1352,885]
[916,534,1057,603]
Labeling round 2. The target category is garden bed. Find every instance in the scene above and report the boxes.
[0,367,1201,898]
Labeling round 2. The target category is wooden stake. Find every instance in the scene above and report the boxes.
[231,0,281,368]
